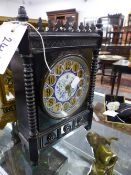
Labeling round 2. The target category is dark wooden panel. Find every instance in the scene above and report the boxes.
[102,45,131,58]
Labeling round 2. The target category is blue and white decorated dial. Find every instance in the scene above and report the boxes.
[42,55,90,119]
[55,72,77,102]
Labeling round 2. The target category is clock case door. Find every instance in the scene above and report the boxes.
[10,30,101,164]
[33,49,92,132]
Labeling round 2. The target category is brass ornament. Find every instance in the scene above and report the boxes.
[0,69,16,129]
[87,131,118,175]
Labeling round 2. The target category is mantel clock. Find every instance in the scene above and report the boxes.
[10,9,102,164]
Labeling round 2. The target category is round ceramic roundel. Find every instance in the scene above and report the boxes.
[42,55,90,119]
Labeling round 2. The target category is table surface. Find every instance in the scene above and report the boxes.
[0,93,131,175]
[98,55,127,61]
[112,60,131,74]
[99,51,111,55]
[0,123,129,175]
[113,60,130,67]
[111,60,131,96]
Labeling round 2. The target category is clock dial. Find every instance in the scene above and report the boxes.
[43,87,54,98]
[53,64,63,75]
[46,75,56,85]
[42,55,90,119]
[55,72,76,102]
[64,60,72,71]
[63,102,70,111]
[72,62,80,72]
[78,79,84,87]
[76,89,82,97]
[70,97,77,106]
[46,97,56,107]
[53,102,62,113]
[77,69,84,78]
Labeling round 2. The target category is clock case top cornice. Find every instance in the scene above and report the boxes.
[29,31,101,52]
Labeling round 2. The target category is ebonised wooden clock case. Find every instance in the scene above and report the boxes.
[10,13,102,164]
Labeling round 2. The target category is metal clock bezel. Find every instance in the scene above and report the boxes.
[40,54,91,119]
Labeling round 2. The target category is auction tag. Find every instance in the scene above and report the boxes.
[0,166,8,175]
[0,22,27,74]
[71,76,80,89]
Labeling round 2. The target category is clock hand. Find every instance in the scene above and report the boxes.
[65,84,71,97]
[65,76,80,97]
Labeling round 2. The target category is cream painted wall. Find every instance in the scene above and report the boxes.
[0,0,33,17]
[0,1,23,17]
[0,0,130,24]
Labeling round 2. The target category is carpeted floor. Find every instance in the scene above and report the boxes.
[95,73,131,99]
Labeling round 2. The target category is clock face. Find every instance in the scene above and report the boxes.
[42,55,90,119]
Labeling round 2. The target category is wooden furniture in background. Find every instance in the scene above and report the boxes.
[107,14,124,44]
[98,55,126,84]
[111,60,131,96]
[108,13,124,30]
[103,13,131,46]
[121,27,131,45]
[101,45,131,58]
[46,9,78,26]
[105,31,124,45]
[127,13,131,27]
[105,27,131,45]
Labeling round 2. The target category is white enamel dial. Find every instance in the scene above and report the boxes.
[42,55,90,119]
[55,72,77,102]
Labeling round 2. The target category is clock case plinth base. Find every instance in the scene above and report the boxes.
[11,29,102,165]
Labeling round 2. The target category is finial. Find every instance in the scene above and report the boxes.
[48,19,54,32]
[37,17,43,31]
[17,6,28,21]
[54,20,62,32]
[79,22,85,32]
[72,22,77,32]
[90,23,96,32]
[96,18,103,48]
[85,23,90,32]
